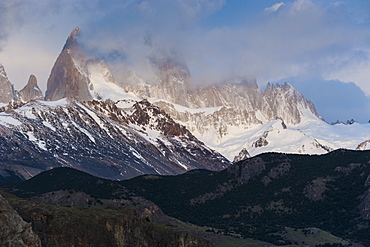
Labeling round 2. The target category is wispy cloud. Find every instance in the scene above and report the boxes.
[264,2,285,13]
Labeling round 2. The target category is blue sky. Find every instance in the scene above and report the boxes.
[0,0,369,123]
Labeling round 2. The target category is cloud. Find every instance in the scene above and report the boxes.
[276,75,370,123]
[0,0,26,50]
[76,0,226,84]
[0,39,57,92]
[289,0,314,13]
[183,0,370,94]
[323,49,370,96]
[264,2,285,13]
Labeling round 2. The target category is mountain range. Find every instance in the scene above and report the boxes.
[1,27,370,247]
[0,27,369,181]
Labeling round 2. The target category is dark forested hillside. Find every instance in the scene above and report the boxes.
[122,150,370,245]
[5,149,370,246]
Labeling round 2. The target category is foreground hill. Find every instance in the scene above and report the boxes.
[122,149,370,245]
[7,149,370,246]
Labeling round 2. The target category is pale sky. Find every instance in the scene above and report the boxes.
[0,0,369,123]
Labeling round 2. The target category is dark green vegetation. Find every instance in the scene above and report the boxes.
[11,166,130,199]
[121,150,370,245]
[4,149,370,246]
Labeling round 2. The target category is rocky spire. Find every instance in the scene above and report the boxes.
[45,27,92,101]
[0,63,16,103]
[19,74,43,102]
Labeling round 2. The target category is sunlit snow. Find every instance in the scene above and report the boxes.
[0,113,22,126]
[26,131,47,150]
[36,98,69,107]
[88,62,140,102]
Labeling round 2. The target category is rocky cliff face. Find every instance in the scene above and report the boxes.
[0,195,41,247]
[233,148,251,163]
[150,81,323,160]
[0,63,15,103]
[18,75,43,102]
[123,58,194,107]
[45,27,92,101]
[45,27,130,102]
[263,82,319,125]
[2,190,211,247]
[189,79,262,109]
[127,72,319,127]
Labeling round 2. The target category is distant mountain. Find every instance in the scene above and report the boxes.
[152,81,336,160]
[0,99,228,181]
[18,75,43,102]
[1,27,369,181]
[0,64,43,104]
[42,27,367,162]
[8,149,370,246]
[44,28,320,125]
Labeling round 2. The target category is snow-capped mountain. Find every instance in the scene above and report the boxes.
[42,28,370,161]
[0,99,228,181]
[1,26,369,182]
[148,80,330,159]
[150,97,370,160]
[357,140,370,150]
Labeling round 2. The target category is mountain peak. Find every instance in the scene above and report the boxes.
[262,82,319,125]
[45,27,92,101]
[63,27,80,51]
[264,82,302,97]
[264,81,293,92]
[70,26,80,37]
[19,75,43,102]
[28,74,38,86]
[0,63,15,103]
